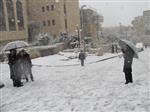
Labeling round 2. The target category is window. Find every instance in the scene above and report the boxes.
[6,0,16,31]
[52,19,55,26]
[0,0,6,31]
[43,21,46,26]
[48,20,51,26]
[42,6,45,12]
[16,0,24,30]
[46,5,49,11]
[51,5,54,11]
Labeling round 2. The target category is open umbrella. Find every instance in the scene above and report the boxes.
[119,39,139,59]
[2,41,29,51]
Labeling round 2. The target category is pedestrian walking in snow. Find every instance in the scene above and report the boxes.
[112,44,114,53]
[79,50,86,66]
[8,49,23,87]
[17,49,34,82]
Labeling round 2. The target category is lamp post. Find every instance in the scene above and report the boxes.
[119,22,122,39]
[76,24,81,48]
[80,5,87,51]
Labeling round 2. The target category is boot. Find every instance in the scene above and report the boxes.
[30,74,34,81]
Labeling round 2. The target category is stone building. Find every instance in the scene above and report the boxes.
[132,16,144,40]
[143,10,150,46]
[0,0,28,46]
[0,0,80,46]
[81,8,103,44]
[131,10,150,45]
[27,0,80,39]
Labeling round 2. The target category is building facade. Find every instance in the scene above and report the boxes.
[81,8,103,43]
[143,10,150,45]
[131,16,144,37]
[27,0,80,39]
[131,10,150,45]
[0,0,28,46]
[131,16,144,42]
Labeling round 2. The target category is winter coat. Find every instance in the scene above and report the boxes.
[8,54,17,79]
[8,54,17,65]
[16,53,32,79]
[22,53,32,68]
[122,46,134,72]
[79,52,85,60]
[0,82,4,89]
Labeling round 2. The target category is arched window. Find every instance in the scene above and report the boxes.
[6,0,16,31]
[0,0,6,31]
[16,0,24,30]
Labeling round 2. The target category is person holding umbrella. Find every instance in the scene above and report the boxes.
[8,49,23,87]
[8,49,17,86]
[3,41,29,87]
[119,39,138,84]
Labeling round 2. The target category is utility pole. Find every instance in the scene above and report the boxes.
[119,22,122,39]
[76,24,80,48]
[80,5,87,52]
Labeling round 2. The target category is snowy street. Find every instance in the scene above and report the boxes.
[0,48,150,112]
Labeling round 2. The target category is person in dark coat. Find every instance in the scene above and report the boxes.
[0,82,4,89]
[121,45,134,84]
[8,49,23,87]
[17,49,34,82]
[112,45,114,53]
[79,50,86,66]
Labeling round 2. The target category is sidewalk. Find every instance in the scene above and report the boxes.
[32,52,121,67]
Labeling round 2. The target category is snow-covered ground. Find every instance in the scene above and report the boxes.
[32,52,119,67]
[0,48,150,112]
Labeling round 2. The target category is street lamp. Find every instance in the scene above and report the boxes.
[76,24,82,48]
[119,22,122,38]
[80,5,87,51]
[80,5,87,40]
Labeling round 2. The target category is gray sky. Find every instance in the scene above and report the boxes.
[79,0,150,27]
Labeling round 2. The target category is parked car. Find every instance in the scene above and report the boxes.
[136,42,144,52]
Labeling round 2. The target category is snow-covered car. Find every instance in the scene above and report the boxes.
[136,43,144,52]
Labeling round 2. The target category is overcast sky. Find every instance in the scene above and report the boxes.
[79,0,150,27]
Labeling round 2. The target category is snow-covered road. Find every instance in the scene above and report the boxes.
[0,48,150,112]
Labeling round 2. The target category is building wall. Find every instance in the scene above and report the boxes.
[132,16,144,40]
[131,10,150,45]
[27,0,80,38]
[82,9,103,43]
[27,0,61,38]
[0,0,28,45]
[143,10,150,45]
[65,0,80,35]
[143,10,150,35]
